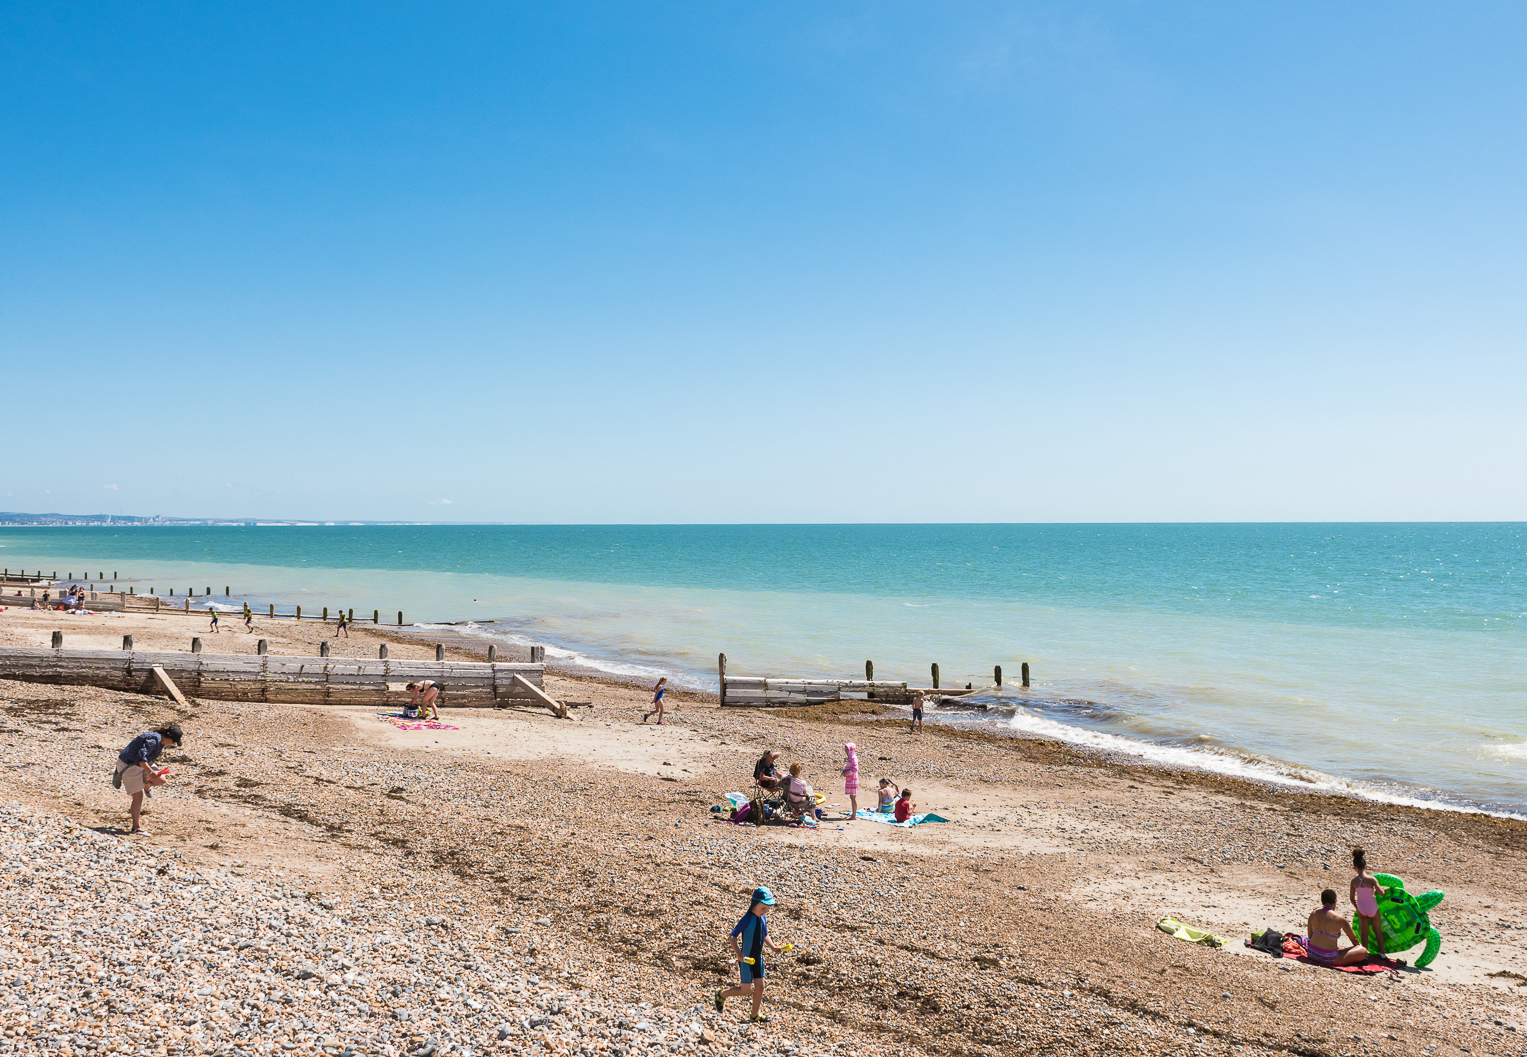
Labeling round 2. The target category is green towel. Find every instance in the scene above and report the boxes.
[1156,916,1229,949]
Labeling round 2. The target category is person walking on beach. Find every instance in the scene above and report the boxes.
[1350,848,1385,955]
[113,724,182,836]
[335,610,349,638]
[242,603,254,633]
[406,680,440,721]
[1307,889,1369,967]
[910,691,925,734]
[715,886,787,1023]
[642,676,668,724]
[208,607,219,634]
[841,742,860,822]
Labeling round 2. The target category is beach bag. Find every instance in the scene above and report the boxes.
[111,765,122,790]
[1248,929,1286,957]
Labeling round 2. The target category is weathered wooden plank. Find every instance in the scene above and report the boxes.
[150,665,191,709]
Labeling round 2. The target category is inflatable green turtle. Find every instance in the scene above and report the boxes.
[1355,872,1444,967]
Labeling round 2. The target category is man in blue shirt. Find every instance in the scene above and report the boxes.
[715,886,787,1024]
[113,725,183,836]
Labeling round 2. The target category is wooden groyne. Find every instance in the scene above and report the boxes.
[0,648,566,717]
[716,653,1020,707]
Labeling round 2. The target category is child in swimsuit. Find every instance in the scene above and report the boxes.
[876,778,899,812]
[1350,847,1385,955]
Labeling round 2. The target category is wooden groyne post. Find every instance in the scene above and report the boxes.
[1022,662,1030,688]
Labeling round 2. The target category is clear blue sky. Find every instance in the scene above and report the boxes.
[4,2,1525,523]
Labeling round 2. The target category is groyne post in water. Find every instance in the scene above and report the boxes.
[373,610,379,625]
[931,662,940,690]
[718,653,727,708]
[1022,662,1030,688]
[296,606,301,621]
[268,604,274,619]
[397,611,403,626]
[323,607,328,622]
[865,660,874,699]
[995,665,1002,687]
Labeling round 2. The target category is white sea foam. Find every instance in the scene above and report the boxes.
[1002,708,1527,821]
[444,623,711,690]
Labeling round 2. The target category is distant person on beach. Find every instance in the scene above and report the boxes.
[911,691,925,734]
[335,610,349,638]
[113,724,182,836]
[406,680,440,721]
[753,750,782,792]
[894,788,916,823]
[876,778,900,812]
[208,608,219,633]
[242,603,254,633]
[841,742,859,821]
[1307,889,1369,967]
[715,886,786,1023]
[642,677,668,724]
[1350,848,1385,955]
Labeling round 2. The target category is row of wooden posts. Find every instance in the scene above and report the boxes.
[49,630,547,666]
[864,658,1030,689]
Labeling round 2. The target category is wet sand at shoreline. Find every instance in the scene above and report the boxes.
[2,604,1526,1056]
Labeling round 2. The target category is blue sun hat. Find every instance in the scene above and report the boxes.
[751,886,777,906]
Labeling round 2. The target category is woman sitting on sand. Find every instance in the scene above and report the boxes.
[1306,889,1369,967]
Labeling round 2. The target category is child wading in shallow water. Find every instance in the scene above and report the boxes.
[715,887,787,1023]
[1350,847,1385,955]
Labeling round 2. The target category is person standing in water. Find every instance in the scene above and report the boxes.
[642,677,669,725]
[1350,848,1385,955]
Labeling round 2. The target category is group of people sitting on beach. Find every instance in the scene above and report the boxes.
[750,745,916,824]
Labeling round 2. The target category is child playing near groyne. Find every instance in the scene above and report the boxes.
[716,887,786,1023]
[1350,847,1385,955]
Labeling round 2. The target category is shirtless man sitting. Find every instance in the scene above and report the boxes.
[1306,888,1369,967]
[754,750,782,793]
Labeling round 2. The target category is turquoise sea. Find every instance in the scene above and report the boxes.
[2,524,1523,816]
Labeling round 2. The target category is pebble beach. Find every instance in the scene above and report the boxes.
[2,606,1525,1057]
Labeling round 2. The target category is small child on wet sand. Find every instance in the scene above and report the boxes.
[842,743,859,821]
[716,887,786,1023]
[642,677,668,725]
[1350,847,1385,955]
[894,788,916,823]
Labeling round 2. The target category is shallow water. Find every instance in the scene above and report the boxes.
[2,523,1522,815]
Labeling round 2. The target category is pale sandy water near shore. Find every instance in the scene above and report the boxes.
[1,605,1527,1057]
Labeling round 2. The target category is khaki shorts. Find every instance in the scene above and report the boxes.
[114,759,148,795]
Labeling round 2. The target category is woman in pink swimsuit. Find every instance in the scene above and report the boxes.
[1307,889,1369,967]
[1350,847,1385,955]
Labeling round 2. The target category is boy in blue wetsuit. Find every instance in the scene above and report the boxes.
[715,886,785,1023]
